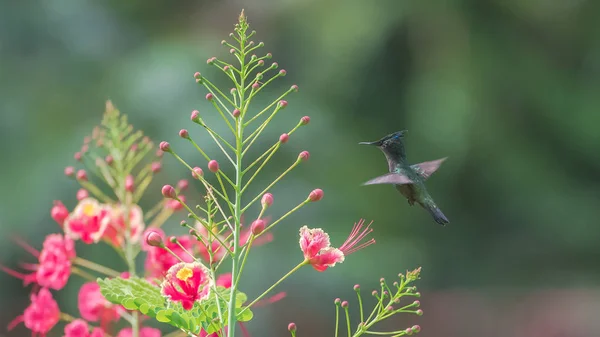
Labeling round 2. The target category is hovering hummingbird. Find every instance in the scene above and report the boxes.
[360,130,449,225]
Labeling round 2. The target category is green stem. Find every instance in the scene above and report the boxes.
[255,199,310,239]
[335,304,340,337]
[74,257,121,277]
[241,159,301,213]
[345,306,352,337]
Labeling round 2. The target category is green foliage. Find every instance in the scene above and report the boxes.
[98,276,253,335]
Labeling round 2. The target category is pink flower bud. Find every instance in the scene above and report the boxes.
[372,290,378,296]
[413,300,420,307]
[252,82,260,90]
[251,219,265,235]
[105,155,114,165]
[76,189,88,200]
[51,201,69,226]
[279,133,289,144]
[130,144,138,152]
[232,109,241,118]
[192,167,204,179]
[261,193,274,208]
[341,301,349,308]
[151,162,162,173]
[81,144,89,153]
[191,110,200,122]
[194,72,201,79]
[308,189,323,202]
[230,88,236,94]
[353,284,360,291]
[287,323,296,332]
[266,53,272,58]
[83,136,91,144]
[279,69,287,76]
[416,309,423,316]
[76,169,87,181]
[64,166,75,177]
[299,151,310,161]
[74,152,82,161]
[125,175,134,192]
[300,116,310,125]
[380,277,385,283]
[159,141,171,152]
[405,328,413,336]
[229,48,236,54]
[207,57,215,65]
[162,185,176,199]
[221,40,226,45]
[179,129,189,139]
[206,93,213,101]
[271,62,278,69]
[223,65,230,72]
[291,84,299,92]
[145,231,164,248]
[208,160,219,173]
[258,60,264,66]
[278,100,288,108]
[177,179,189,191]
[386,305,393,311]
[334,298,341,305]
[412,325,421,333]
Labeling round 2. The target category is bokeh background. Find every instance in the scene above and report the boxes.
[2,0,600,336]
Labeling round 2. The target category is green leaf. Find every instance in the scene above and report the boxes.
[235,291,248,308]
[156,309,173,323]
[236,307,254,322]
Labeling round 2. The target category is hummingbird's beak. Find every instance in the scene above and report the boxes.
[359,141,380,146]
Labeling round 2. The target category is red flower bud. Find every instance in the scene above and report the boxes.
[299,151,310,161]
[161,185,176,199]
[291,84,299,92]
[279,69,287,76]
[194,72,201,79]
[258,60,264,66]
[308,189,323,202]
[353,284,360,291]
[76,169,87,181]
[261,193,274,208]
[105,155,114,165]
[229,48,236,54]
[232,109,241,118]
[64,166,75,177]
[125,175,135,192]
[208,160,219,173]
[252,82,260,90]
[191,110,200,122]
[223,65,230,72]
[341,301,349,308]
[279,133,289,144]
[179,129,189,139]
[192,167,204,179]
[251,219,265,235]
[206,93,213,101]
[51,201,69,226]
[159,141,171,152]
[74,152,82,161]
[287,323,296,332]
[300,116,310,125]
[145,231,164,248]
[278,100,288,108]
[76,189,88,200]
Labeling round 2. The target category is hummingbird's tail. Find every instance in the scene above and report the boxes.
[423,202,449,226]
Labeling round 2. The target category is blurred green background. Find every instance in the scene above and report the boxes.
[2,0,600,336]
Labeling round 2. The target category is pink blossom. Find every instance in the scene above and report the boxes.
[116,327,161,337]
[64,198,110,244]
[78,282,120,324]
[144,232,194,278]
[216,273,232,288]
[299,219,375,272]
[63,319,105,337]
[8,288,60,337]
[51,201,69,226]
[160,262,213,310]
[103,204,145,247]
[37,234,76,290]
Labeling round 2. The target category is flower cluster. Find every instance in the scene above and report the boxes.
[5,10,423,337]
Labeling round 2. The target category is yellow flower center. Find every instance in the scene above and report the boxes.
[176,267,193,281]
[83,204,95,216]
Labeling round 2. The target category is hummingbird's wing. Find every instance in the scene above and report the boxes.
[362,173,414,185]
[411,157,447,180]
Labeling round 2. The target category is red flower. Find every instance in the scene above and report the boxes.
[160,262,213,310]
[102,204,145,247]
[37,234,76,290]
[51,201,69,227]
[64,198,110,244]
[78,282,120,324]
[299,219,375,272]
[116,327,161,337]
[9,288,60,337]
[63,319,105,337]
[144,230,195,278]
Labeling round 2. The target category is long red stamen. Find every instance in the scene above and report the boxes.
[339,219,375,255]
[11,235,40,258]
[255,291,286,307]
[240,322,251,337]
[1,264,30,280]
[7,315,24,330]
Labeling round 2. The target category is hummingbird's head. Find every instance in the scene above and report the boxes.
[359,130,407,147]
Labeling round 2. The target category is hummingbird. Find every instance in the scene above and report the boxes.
[359,130,449,225]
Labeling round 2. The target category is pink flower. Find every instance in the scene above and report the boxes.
[160,262,213,310]
[216,273,232,289]
[78,282,120,324]
[37,234,76,290]
[299,219,375,272]
[51,201,69,227]
[103,204,145,247]
[64,198,111,244]
[8,288,60,337]
[116,327,161,337]
[64,319,105,337]
[144,231,195,278]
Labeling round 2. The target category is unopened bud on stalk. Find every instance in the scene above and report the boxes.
[287,323,296,333]
[299,151,310,161]
[74,152,82,161]
[206,93,213,101]
[191,110,200,122]
[232,109,241,118]
[192,167,204,179]
[179,129,189,139]
[208,160,219,173]
[308,189,323,202]
[64,166,75,177]
[105,155,114,165]
[145,231,164,248]
[300,116,310,125]
[161,185,176,199]
[279,133,289,143]
[261,193,274,208]
[76,170,88,181]
[76,189,88,200]
[159,141,171,152]
[125,175,134,192]
[251,219,265,235]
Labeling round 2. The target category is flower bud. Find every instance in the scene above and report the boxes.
[232,109,241,118]
[179,129,189,139]
[261,193,274,208]
[300,116,310,125]
[252,82,260,90]
[412,325,421,333]
[291,84,299,92]
[266,53,272,58]
[51,201,69,226]
[74,152,82,161]
[308,189,323,202]
[353,284,360,291]
[161,185,176,199]
[159,141,171,152]
[223,65,230,72]
[76,169,87,181]
[279,133,289,144]
[151,162,162,173]
[413,300,420,307]
[191,110,200,122]
[230,88,237,94]
[177,179,189,191]
[287,323,296,333]
[341,301,348,308]
[206,93,213,101]
[221,40,226,45]
[76,189,88,200]
[81,144,89,153]
[334,298,341,305]
[192,167,204,179]
[416,309,423,316]
[169,236,177,243]
[299,151,309,161]
[105,155,114,166]
[125,175,135,192]
[145,231,164,248]
[278,100,288,108]
[229,48,236,54]
[386,305,393,311]
[130,144,138,153]
[207,57,215,65]
[371,290,378,296]
[167,195,185,211]
[279,69,287,76]
[64,166,75,177]
[194,72,201,79]
[258,60,264,66]
[405,328,413,336]
[271,62,278,69]
[251,219,265,235]
[380,277,385,283]
[208,160,219,173]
